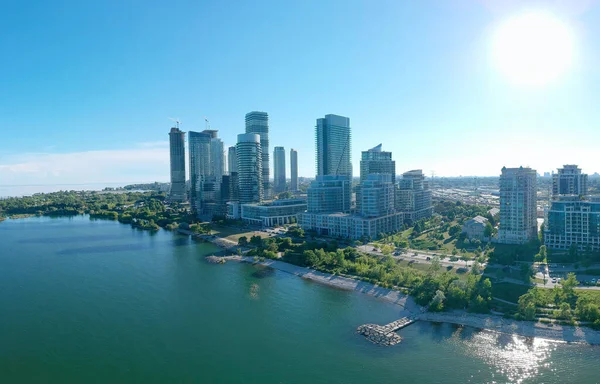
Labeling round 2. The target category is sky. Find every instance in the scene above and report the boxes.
[1,0,600,190]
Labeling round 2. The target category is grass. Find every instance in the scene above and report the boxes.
[210,225,270,242]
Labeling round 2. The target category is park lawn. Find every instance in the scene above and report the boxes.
[210,225,270,242]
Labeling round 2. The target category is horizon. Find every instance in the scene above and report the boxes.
[2,1,600,187]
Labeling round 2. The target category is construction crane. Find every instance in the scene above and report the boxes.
[168,117,181,129]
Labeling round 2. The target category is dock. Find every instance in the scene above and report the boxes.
[356,316,418,346]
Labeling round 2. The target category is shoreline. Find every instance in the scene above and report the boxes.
[219,255,600,345]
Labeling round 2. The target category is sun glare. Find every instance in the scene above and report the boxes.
[491,11,575,87]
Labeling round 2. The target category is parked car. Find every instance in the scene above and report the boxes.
[552,278,557,283]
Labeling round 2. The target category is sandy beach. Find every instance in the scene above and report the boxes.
[223,255,600,345]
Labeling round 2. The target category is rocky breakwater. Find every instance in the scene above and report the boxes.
[356,324,402,346]
[205,256,226,264]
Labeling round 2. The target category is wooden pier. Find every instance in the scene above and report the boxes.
[356,316,418,346]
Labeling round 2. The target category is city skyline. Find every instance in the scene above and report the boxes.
[3,1,600,188]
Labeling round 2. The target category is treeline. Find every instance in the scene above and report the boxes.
[517,273,600,328]
[0,191,197,232]
[243,235,492,313]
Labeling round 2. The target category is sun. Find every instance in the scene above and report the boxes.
[491,11,575,87]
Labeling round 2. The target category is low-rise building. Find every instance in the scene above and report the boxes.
[462,216,489,239]
[237,199,307,227]
[298,211,404,240]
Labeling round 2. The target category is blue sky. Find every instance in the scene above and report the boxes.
[1,0,600,187]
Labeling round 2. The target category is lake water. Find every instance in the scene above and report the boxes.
[1,216,599,383]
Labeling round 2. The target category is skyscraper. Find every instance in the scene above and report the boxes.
[552,164,588,198]
[188,130,213,211]
[228,146,238,174]
[360,144,395,184]
[497,166,538,244]
[168,127,187,202]
[290,148,298,192]
[245,111,270,198]
[210,136,225,181]
[236,133,263,204]
[316,114,351,177]
[273,146,286,193]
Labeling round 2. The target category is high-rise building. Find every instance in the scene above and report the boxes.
[290,148,298,191]
[316,114,352,177]
[189,130,212,211]
[168,127,187,202]
[306,175,351,214]
[210,137,225,181]
[236,133,263,204]
[497,166,538,244]
[273,146,286,193]
[245,111,270,198]
[545,196,600,251]
[360,144,395,184]
[552,164,588,198]
[395,170,433,223]
[359,174,395,218]
[228,146,238,175]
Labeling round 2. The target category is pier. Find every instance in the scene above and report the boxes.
[356,316,418,346]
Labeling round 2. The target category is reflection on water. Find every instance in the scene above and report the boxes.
[450,327,558,384]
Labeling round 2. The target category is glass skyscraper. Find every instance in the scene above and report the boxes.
[236,133,263,204]
[290,148,298,191]
[273,146,286,193]
[315,114,351,178]
[168,127,187,202]
[245,111,270,198]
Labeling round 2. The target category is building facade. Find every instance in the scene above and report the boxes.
[290,148,298,192]
[239,199,307,227]
[189,130,212,212]
[315,114,352,177]
[273,146,286,193]
[245,111,270,199]
[359,144,395,184]
[306,175,352,214]
[552,164,588,198]
[168,127,187,202]
[298,211,404,240]
[228,146,238,174]
[396,170,433,223]
[545,196,600,251]
[358,174,395,218]
[210,136,225,182]
[236,133,263,205]
[497,166,537,244]
[462,216,489,240]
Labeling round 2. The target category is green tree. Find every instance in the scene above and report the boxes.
[238,236,248,247]
[449,225,461,237]
[250,235,263,247]
[484,222,493,239]
[429,290,446,312]
[556,302,572,321]
[518,291,537,321]
[428,256,441,274]
[561,272,579,304]
[576,297,600,322]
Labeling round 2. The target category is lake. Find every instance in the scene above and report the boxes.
[0,216,598,383]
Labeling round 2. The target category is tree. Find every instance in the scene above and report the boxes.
[471,260,481,275]
[277,191,292,200]
[569,243,579,261]
[429,290,446,312]
[520,263,534,282]
[561,272,579,304]
[518,291,537,321]
[556,303,572,321]
[449,225,461,237]
[484,222,493,239]
[250,235,263,247]
[576,297,600,322]
[428,256,441,274]
[238,236,248,247]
